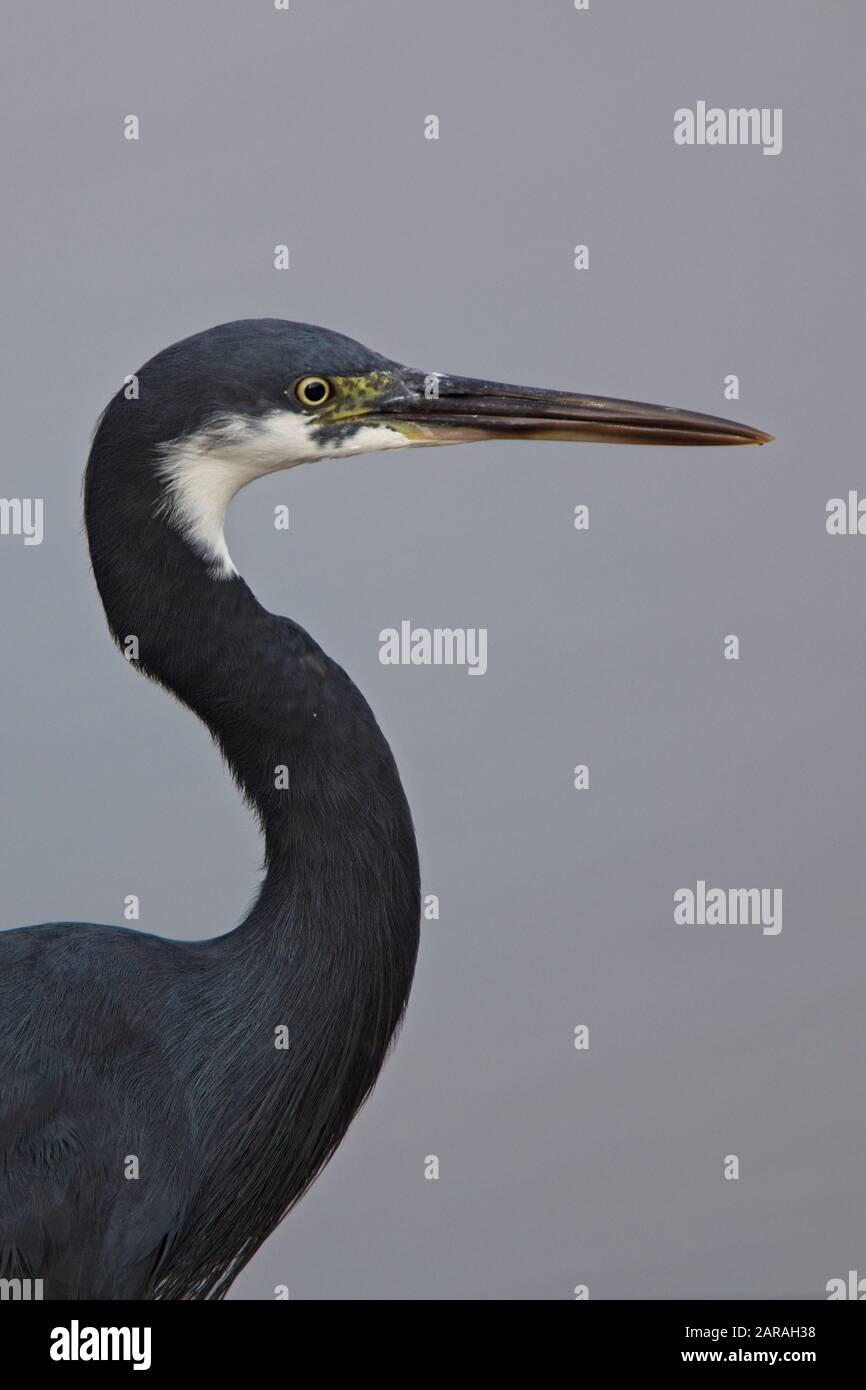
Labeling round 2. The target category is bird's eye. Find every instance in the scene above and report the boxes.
[295,376,333,408]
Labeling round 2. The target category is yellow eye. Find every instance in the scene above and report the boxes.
[295,376,333,408]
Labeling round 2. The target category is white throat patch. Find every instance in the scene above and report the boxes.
[156,410,411,577]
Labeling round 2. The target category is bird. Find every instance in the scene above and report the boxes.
[0,318,772,1300]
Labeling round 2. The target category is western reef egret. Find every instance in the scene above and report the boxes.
[0,319,771,1298]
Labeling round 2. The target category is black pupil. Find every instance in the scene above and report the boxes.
[303,380,327,404]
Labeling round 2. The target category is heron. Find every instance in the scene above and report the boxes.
[0,319,771,1299]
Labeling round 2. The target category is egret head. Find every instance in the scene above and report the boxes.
[94,318,772,579]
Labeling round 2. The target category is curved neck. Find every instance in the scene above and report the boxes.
[84,422,421,1299]
[84,438,420,967]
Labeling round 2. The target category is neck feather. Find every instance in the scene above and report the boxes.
[85,438,419,957]
[84,413,420,1299]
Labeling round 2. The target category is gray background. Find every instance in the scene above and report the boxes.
[0,0,862,1299]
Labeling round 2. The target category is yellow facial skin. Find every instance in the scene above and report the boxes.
[302,372,394,421]
[298,372,437,445]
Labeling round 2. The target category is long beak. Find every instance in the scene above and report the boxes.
[376,371,773,447]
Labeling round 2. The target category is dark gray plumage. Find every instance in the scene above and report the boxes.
[0,319,770,1298]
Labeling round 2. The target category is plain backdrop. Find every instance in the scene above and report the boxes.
[0,1,863,1299]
